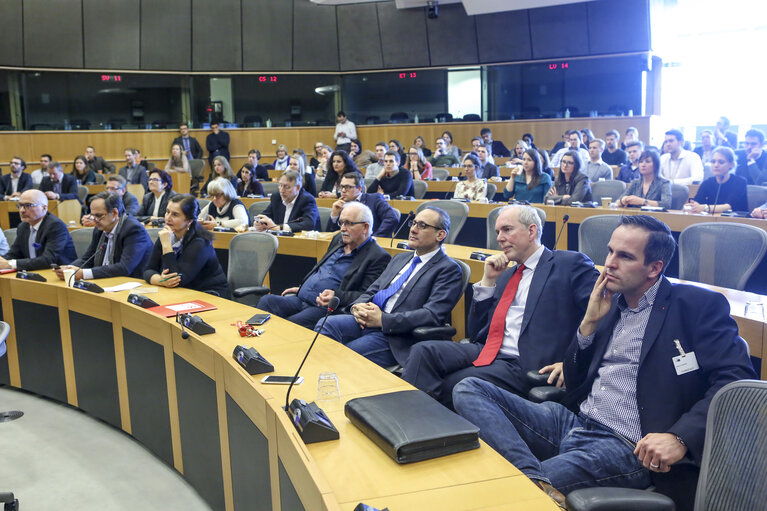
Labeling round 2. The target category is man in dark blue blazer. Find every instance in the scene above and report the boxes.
[0,189,77,271]
[259,202,391,329]
[316,206,463,367]
[173,123,204,161]
[453,215,756,510]
[326,172,400,237]
[118,148,149,191]
[56,192,153,281]
[39,161,80,202]
[0,156,33,200]
[402,205,598,408]
[254,170,320,232]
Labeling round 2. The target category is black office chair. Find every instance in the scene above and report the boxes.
[0,321,21,511]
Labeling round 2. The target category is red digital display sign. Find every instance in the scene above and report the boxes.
[258,76,278,83]
[398,72,417,79]
[101,75,122,82]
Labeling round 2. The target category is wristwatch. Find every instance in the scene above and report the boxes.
[643,199,648,206]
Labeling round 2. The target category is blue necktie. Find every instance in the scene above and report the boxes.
[372,256,421,309]
[183,137,191,156]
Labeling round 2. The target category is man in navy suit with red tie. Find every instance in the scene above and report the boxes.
[402,204,598,408]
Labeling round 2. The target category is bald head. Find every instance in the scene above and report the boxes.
[18,189,48,224]
[21,189,47,207]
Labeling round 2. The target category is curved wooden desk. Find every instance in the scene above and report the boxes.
[0,272,556,511]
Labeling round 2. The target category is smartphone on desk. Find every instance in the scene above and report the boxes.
[261,375,303,385]
[247,313,271,325]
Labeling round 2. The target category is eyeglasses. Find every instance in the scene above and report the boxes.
[339,220,366,228]
[278,184,295,190]
[408,152,419,156]
[560,160,575,166]
[462,164,475,169]
[91,212,108,221]
[147,177,162,182]
[339,184,360,191]
[16,203,42,210]
[409,219,442,231]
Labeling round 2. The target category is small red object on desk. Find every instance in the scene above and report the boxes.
[232,321,264,337]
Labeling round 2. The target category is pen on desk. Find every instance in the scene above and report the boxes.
[158,274,179,283]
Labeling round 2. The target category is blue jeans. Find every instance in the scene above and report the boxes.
[453,377,651,494]
[315,314,398,367]
[257,294,327,330]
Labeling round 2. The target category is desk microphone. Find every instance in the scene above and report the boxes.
[176,312,190,339]
[554,214,569,249]
[711,180,723,214]
[390,211,414,247]
[69,242,105,287]
[443,172,462,199]
[285,296,341,444]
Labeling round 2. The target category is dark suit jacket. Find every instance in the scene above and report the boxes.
[206,131,231,164]
[354,249,463,364]
[87,156,115,174]
[298,233,391,308]
[735,149,767,185]
[136,191,178,223]
[562,278,756,507]
[72,215,153,279]
[123,191,140,216]
[551,171,592,205]
[172,135,204,160]
[119,164,149,190]
[7,213,77,270]
[0,172,33,198]
[478,163,500,179]
[326,193,400,238]
[468,248,598,392]
[262,189,320,232]
[491,140,511,158]
[40,174,80,202]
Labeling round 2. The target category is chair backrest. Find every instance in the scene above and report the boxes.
[197,198,211,212]
[4,228,17,247]
[747,185,767,212]
[679,222,767,290]
[127,183,144,202]
[671,183,690,210]
[364,176,376,189]
[189,159,205,179]
[56,199,83,225]
[590,180,626,204]
[454,259,472,297]
[695,380,767,511]
[317,207,332,231]
[145,227,162,243]
[228,232,279,306]
[70,227,94,258]
[578,214,622,266]
[94,173,106,184]
[485,182,497,201]
[486,206,546,251]
[315,176,324,191]
[415,200,469,245]
[432,168,450,181]
[77,185,89,203]
[247,201,270,220]
[262,182,280,196]
[703,163,713,181]
[0,321,8,358]
[413,180,428,199]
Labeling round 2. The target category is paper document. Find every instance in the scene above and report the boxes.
[103,282,143,292]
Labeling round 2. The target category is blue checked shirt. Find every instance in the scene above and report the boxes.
[577,278,662,443]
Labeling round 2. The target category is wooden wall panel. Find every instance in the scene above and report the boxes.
[140,0,191,71]
[83,0,140,70]
[0,0,24,66]
[23,0,84,68]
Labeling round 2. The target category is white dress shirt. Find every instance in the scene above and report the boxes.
[334,120,357,145]
[9,216,45,269]
[281,195,297,232]
[660,150,704,185]
[551,147,590,167]
[383,247,442,313]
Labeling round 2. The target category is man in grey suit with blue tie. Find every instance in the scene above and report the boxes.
[316,206,464,367]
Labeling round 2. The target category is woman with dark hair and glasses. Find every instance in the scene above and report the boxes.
[453,154,487,201]
[144,194,230,298]
[406,146,432,180]
[504,148,552,203]
[388,139,407,164]
[136,169,177,223]
[618,149,672,209]
[236,163,265,197]
[319,150,359,198]
[547,150,592,205]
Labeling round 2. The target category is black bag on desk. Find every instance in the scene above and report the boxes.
[344,389,480,464]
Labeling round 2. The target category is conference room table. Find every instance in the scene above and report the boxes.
[0,271,557,511]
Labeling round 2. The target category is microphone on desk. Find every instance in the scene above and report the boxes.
[443,172,463,199]
[711,180,723,215]
[285,296,341,444]
[390,211,414,248]
[176,312,190,340]
[554,214,569,250]
[69,242,105,287]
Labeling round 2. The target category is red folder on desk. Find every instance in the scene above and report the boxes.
[0,269,17,275]
[148,300,217,317]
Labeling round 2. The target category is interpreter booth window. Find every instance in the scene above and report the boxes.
[0,71,12,130]
[21,72,184,130]
[447,68,482,121]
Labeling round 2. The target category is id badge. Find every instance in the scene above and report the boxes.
[673,352,699,375]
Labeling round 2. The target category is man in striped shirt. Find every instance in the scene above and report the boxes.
[454,215,755,509]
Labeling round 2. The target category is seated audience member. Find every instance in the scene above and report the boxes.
[504,149,552,203]
[0,189,77,270]
[623,126,639,149]
[165,143,190,173]
[452,215,755,509]
[314,145,333,178]
[55,192,153,281]
[31,154,52,186]
[206,122,230,167]
[471,137,495,165]
[441,131,461,158]
[547,151,592,205]
[481,128,511,158]
[617,141,645,183]
[328,172,399,237]
[260,202,391,329]
[289,153,317,197]
[197,177,249,231]
[689,146,748,213]
[476,146,499,179]
[429,137,461,167]
[714,115,734,147]
[405,146,432,180]
[618,149,672,209]
[85,145,115,174]
[365,142,387,178]
[246,149,270,181]
[173,122,204,160]
[693,130,715,165]
[735,128,767,185]
[316,206,463,367]
[350,139,376,169]
[310,142,325,170]
[0,156,33,200]
[510,140,528,165]
[602,130,628,166]
[368,151,414,197]
[584,139,614,182]
[660,130,704,185]
[40,161,79,202]
[82,175,140,225]
[581,128,595,147]
[253,170,320,232]
[550,130,569,155]
[202,155,238,196]
[273,144,291,170]
[551,130,590,167]
[414,135,432,157]
[537,148,554,179]
[119,148,149,190]
[71,155,97,185]
[453,154,487,201]
[402,205,597,408]
[523,133,536,150]
[136,169,177,224]
[144,194,230,298]
[388,139,407,164]
[236,164,265,197]
[0,230,8,257]
[319,150,359,198]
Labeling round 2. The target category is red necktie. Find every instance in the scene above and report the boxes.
[473,264,525,367]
